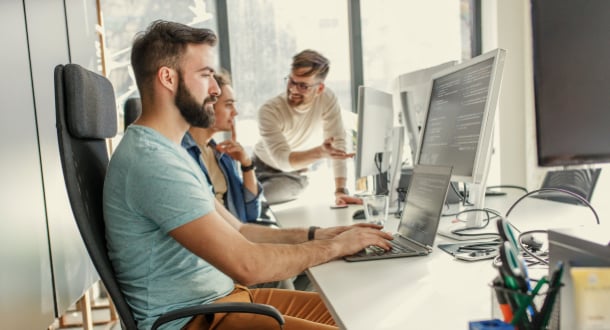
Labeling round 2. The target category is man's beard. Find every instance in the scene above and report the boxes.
[175,74,216,128]
[287,89,304,107]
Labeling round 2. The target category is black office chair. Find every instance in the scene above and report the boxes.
[54,63,284,330]
[123,97,142,130]
[532,168,602,205]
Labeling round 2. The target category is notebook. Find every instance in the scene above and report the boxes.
[344,164,453,262]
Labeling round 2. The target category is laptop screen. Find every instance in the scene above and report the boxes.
[397,165,453,247]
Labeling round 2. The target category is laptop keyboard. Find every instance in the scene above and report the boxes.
[365,239,416,256]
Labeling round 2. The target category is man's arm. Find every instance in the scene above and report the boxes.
[287,136,354,170]
[170,199,392,286]
[217,124,259,196]
[334,176,362,205]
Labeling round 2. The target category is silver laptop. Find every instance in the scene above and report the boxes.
[345,164,453,262]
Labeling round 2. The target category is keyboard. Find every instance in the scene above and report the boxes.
[344,237,428,261]
[361,239,416,257]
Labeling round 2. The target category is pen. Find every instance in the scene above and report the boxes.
[535,261,564,329]
[493,276,514,323]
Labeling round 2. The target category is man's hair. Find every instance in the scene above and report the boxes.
[291,49,330,80]
[130,20,217,97]
[213,69,232,89]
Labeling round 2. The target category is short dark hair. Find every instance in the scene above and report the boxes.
[130,20,217,97]
[213,70,232,89]
[291,49,330,80]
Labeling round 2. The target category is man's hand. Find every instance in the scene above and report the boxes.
[320,137,355,160]
[315,223,384,240]
[329,225,393,257]
[334,193,362,206]
[216,123,251,166]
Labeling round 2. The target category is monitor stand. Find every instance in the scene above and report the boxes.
[437,182,499,241]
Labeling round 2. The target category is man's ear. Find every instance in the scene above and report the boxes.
[158,66,178,93]
[316,82,325,95]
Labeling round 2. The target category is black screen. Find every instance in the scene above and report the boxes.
[532,0,610,166]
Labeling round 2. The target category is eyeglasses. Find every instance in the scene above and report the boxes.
[284,76,320,93]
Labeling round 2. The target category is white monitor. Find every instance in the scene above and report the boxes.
[354,86,404,210]
[396,61,458,164]
[355,86,394,180]
[416,49,506,233]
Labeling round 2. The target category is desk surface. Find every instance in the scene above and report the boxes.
[272,193,599,330]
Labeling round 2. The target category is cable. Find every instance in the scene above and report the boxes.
[518,229,550,266]
[449,208,503,237]
[393,187,408,218]
[449,182,466,203]
[505,187,600,225]
[373,153,389,195]
[500,188,600,268]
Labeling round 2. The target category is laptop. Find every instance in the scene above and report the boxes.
[344,164,453,262]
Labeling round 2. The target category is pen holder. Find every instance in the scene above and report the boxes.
[490,279,562,330]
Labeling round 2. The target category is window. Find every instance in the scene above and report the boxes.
[99,0,477,135]
[360,0,465,91]
[99,0,218,130]
[226,0,351,115]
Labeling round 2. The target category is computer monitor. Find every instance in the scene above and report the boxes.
[396,61,458,163]
[354,86,401,207]
[532,0,610,167]
[416,48,506,232]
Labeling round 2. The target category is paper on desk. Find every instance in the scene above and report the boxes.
[571,267,610,330]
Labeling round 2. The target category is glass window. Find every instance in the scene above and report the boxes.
[99,0,218,131]
[226,0,352,120]
[360,0,464,91]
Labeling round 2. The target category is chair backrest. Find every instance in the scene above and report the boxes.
[124,97,142,130]
[54,64,138,330]
[537,168,602,205]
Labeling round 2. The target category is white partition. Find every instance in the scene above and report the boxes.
[25,0,100,316]
[0,0,102,327]
[0,1,55,328]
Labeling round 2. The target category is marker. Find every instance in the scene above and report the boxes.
[493,276,514,322]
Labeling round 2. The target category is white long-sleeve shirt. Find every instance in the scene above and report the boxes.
[253,88,347,178]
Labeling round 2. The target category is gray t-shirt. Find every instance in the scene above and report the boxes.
[103,125,234,330]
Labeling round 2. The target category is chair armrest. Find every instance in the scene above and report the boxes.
[151,302,284,330]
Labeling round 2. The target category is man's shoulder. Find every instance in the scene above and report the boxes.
[315,88,340,112]
[258,93,289,120]
[111,127,187,175]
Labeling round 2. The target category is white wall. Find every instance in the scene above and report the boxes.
[483,0,610,224]
[0,0,101,328]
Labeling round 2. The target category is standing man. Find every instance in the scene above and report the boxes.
[252,50,361,205]
[182,71,263,223]
[103,20,392,330]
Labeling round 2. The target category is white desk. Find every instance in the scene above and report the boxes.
[272,193,599,330]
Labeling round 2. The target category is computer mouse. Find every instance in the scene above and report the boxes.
[352,209,366,220]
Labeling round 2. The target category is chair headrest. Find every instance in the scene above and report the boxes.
[64,64,117,139]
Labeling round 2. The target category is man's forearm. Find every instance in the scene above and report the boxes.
[239,238,339,286]
[240,223,309,244]
[288,147,322,170]
[335,177,347,192]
